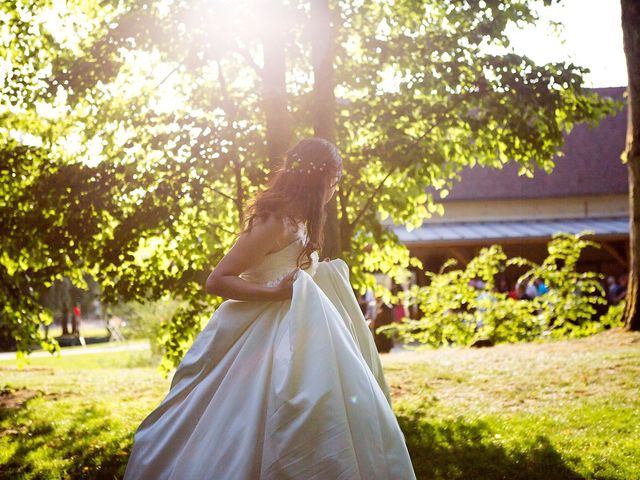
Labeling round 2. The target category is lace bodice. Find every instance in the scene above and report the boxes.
[239,221,319,287]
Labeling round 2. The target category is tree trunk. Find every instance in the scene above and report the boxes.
[310,0,340,258]
[262,1,291,171]
[338,187,354,253]
[71,310,80,335]
[621,0,640,331]
[216,61,246,226]
[61,306,70,335]
[59,277,72,335]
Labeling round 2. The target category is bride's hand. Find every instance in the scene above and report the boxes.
[272,268,300,300]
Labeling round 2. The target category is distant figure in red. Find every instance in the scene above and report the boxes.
[72,305,81,335]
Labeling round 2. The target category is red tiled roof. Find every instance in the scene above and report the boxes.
[444,87,628,201]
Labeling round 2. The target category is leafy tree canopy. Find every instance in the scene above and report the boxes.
[0,0,617,370]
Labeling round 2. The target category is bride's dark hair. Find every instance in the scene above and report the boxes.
[242,137,342,268]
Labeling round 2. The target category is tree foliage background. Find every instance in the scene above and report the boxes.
[0,0,616,371]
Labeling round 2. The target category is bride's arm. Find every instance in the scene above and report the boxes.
[205,215,298,301]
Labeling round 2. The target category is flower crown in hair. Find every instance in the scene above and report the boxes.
[285,152,327,174]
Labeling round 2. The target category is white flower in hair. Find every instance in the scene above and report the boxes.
[286,152,328,174]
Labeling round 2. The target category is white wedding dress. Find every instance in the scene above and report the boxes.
[124,222,416,479]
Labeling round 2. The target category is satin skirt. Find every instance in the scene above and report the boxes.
[123,259,416,479]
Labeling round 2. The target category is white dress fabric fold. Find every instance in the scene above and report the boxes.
[124,224,416,480]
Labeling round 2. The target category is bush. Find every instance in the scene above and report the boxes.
[109,296,184,348]
[380,232,624,347]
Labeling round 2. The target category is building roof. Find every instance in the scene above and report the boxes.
[443,87,628,201]
[393,216,628,245]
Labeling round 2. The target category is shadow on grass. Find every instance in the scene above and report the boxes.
[398,410,587,480]
[1,391,601,480]
[0,396,132,480]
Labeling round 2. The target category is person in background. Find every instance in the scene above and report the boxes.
[534,278,549,296]
[372,296,394,353]
[92,297,102,321]
[364,288,377,323]
[391,283,408,324]
[513,282,525,300]
[606,276,620,304]
[524,280,538,300]
[471,279,494,329]
[71,304,81,335]
[612,273,628,304]
[507,281,520,299]
[496,277,510,294]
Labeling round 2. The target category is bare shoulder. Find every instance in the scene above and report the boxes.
[246,213,287,242]
[208,213,287,280]
[249,214,302,252]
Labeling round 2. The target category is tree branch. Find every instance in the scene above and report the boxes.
[210,222,238,237]
[237,47,263,77]
[348,94,469,229]
[210,187,237,203]
[216,59,245,225]
[151,64,180,92]
[349,165,398,229]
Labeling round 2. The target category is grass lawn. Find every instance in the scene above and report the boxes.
[0,329,638,479]
[41,325,112,340]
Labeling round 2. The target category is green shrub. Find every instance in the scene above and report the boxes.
[109,296,184,348]
[380,232,623,347]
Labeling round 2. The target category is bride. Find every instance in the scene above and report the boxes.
[123,138,416,479]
